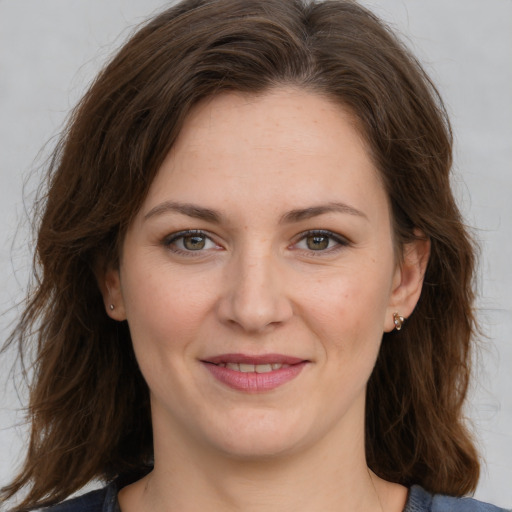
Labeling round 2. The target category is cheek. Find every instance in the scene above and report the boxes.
[300,263,392,354]
[120,257,222,365]
[305,271,390,325]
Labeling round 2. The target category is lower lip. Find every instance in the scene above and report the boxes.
[202,362,307,392]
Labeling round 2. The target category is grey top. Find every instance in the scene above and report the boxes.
[41,481,510,512]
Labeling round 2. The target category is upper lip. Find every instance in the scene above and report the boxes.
[203,353,306,365]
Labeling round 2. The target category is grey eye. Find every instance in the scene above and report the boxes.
[306,234,330,250]
[294,230,348,253]
[183,234,207,250]
[164,230,220,253]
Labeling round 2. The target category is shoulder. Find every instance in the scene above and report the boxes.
[38,483,118,512]
[406,485,511,512]
[37,469,150,512]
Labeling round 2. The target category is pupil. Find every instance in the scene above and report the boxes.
[307,235,329,250]
[184,235,205,250]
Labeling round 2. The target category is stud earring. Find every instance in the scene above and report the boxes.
[109,304,115,311]
[393,312,404,331]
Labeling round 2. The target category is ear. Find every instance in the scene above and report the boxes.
[384,231,430,332]
[97,266,127,321]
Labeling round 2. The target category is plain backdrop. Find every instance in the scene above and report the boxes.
[1,0,511,509]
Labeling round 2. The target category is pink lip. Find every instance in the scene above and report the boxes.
[205,353,305,365]
[201,353,308,393]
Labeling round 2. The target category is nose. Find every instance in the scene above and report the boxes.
[217,251,293,333]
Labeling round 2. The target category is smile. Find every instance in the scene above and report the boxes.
[214,362,290,373]
[202,354,308,392]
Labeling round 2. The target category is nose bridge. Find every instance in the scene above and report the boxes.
[219,243,292,332]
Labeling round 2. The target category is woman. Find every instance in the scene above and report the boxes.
[1,0,508,511]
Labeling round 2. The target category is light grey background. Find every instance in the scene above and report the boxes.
[1,0,511,509]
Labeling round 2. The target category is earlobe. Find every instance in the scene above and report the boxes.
[100,268,127,321]
[385,232,430,332]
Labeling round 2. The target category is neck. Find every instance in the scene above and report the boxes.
[144,452,379,512]
[120,418,401,512]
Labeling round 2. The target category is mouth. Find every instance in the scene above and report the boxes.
[213,362,291,373]
[203,353,306,371]
[201,354,308,392]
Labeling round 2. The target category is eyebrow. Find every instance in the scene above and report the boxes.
[280,202,368,223]
[143,200,367,224]
[144,201,222,223]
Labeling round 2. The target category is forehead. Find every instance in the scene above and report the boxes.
[175,88,369,164]
[140,88,388,223]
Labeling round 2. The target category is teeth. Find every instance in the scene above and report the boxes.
[255,364,273,373]
[220,362,289,372]
[239,363,254,373]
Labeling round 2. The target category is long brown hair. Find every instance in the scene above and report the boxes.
[2,0,479,509]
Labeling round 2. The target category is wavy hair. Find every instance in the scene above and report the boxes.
[2,0,479,509]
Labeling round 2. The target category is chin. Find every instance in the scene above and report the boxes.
[217,436,303,461]
[204,411,311,460]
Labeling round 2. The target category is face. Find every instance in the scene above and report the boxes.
[106,88,425,462]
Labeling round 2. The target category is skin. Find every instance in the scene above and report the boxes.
[103,88,429,512]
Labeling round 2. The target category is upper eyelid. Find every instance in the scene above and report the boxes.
[164,229,212,240]
[162,228,350,249]
[293,229,351,245]
[163,229,218,247]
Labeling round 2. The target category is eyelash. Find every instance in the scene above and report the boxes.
[162,229,350,256]
[162,230,221,256]
[292,229,350,255]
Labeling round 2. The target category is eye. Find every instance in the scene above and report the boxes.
[293,230,349,252]
[163,230,220,253]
